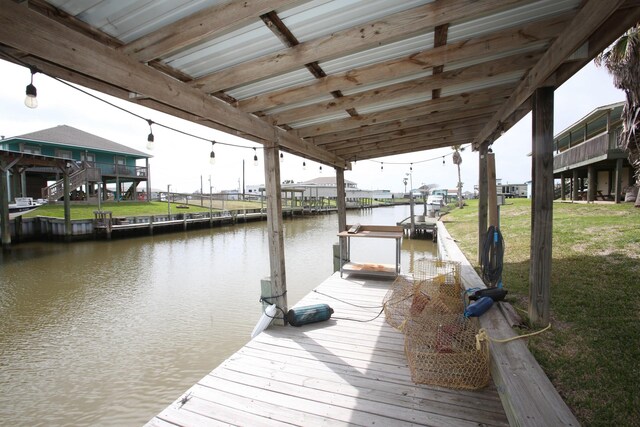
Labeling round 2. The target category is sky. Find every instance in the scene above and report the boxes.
[0,59,624,194]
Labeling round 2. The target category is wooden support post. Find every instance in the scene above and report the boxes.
[487,152,498,228]
[263,141,287,326]
[560,173,565,200]
[614,158,623,203]
[63,167,72,241]
[0,165,11,249]
[477,143,488,264]
[336,168,346,231]
[572,170,579,201]
[587,165,595,202]
[529,87,554,327]
[409,193,415,238]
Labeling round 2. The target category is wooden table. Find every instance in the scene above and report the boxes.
[337,225,403,278]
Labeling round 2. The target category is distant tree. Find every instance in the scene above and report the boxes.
[451,145,464,208]
[595,24,640,206]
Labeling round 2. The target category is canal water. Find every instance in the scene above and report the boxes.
[0,205,436,426]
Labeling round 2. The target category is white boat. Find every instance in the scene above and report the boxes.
[9,197,43,219]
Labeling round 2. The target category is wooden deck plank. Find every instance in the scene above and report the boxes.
[146,272,508,427]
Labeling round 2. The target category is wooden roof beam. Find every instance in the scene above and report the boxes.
[296,85,513,138]
[192,0,531,93]
[309,108,498,145]
[237,13,570,114]
[320,116,492,151]
[474,0,628,148]
[267,52,539,126]
[120,0,298,62]
[339,135,480,161]
[332,126,483,157]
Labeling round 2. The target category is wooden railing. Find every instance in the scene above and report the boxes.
[553,132,623,171]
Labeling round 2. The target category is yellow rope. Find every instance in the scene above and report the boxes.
[476,323,552,350]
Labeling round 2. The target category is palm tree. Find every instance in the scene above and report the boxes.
[595,24,640,206]
[451,145,464,208]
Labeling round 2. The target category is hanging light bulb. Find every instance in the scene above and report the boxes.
[319,165,323,174]
[381,162,384,172]
[410,163,413,172]
[209,141,216,165]
[303,161,307,170]
[442,156,445,165]
[146,120,154,150]
[253,147,258,166]
[280,152,284,163]
[24,67,38,109]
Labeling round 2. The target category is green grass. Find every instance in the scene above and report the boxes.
[24,197,410,219]
[24,201,219,220]
[444,199,640,426]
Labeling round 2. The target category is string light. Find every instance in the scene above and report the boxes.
[209,141,216,165]
[319,165,323,173]
[280,152,284,163]
[146,120,154,150]
[410,163,413,172]
[24,67,38,109]
[442,156,445,165]
[253,147,258,166]
[381,162,384,172]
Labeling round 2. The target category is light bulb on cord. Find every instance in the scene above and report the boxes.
[253,148,258,166]
[24,67,38,109]
[303,161,307,170]
[210,141,216,165]
[280,152,284,163]
[146,120,154,150]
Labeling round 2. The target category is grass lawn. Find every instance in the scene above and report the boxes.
[23,201,230,220]
[443,199,640,426]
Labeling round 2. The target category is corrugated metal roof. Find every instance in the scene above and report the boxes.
[49,0,224,42]
[280,0,431,43]
[288,111,352,129]
[319,32,434,75]
[226,68,317,100]
[164,21,283,77]
[448,0,580,42]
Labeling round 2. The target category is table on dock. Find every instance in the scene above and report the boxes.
[146,273,508,427]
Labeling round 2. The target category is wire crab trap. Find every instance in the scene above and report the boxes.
[404,313,490,390]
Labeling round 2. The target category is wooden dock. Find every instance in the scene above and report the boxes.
[146,273,508,426]
[396,215,437,240]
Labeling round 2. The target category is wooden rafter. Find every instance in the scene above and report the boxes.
[309,108,497,146]
[192,0,531,93]
[296,85,513,138]
[120,0,299,62]
[266,52,540,126]
[236,13,570,114]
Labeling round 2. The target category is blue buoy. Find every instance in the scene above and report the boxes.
[464,296,493,318]
[286,304,334,326]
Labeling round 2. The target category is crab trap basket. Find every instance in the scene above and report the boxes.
[404,313,490,390]
[383,275,421,331]
[413,258,464,315]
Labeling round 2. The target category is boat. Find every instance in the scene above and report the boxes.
[9,197,43,219]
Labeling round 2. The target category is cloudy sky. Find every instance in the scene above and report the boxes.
[0,59,624,194]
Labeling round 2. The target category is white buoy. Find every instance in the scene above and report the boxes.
[251,304,277,339]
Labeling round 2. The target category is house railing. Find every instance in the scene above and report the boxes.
[93,162,147,178]
[553,132,624,172]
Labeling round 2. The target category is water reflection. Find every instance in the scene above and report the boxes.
[0,205,435,426]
